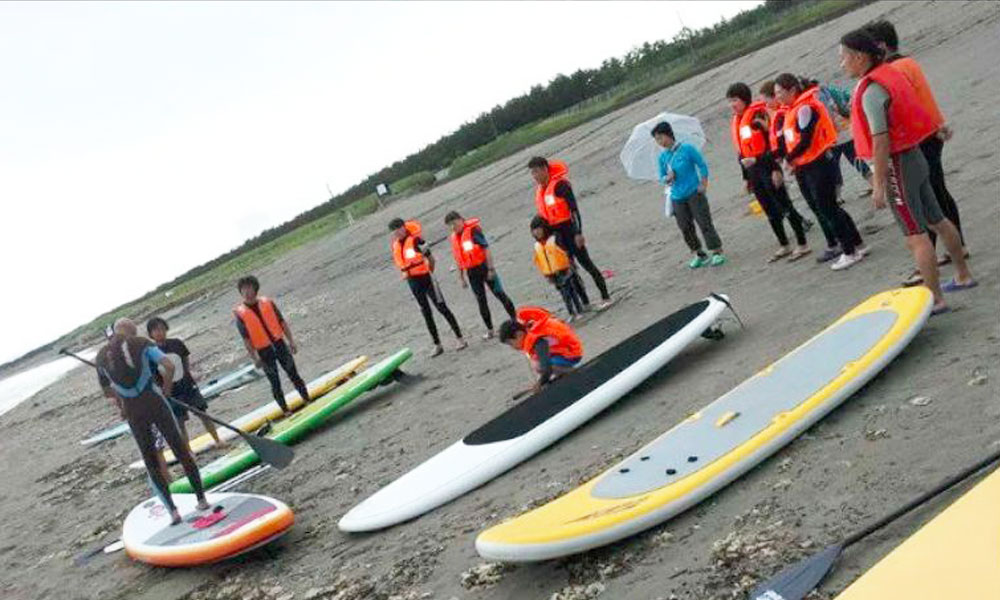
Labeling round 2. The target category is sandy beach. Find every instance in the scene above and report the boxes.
[0,2,997,599]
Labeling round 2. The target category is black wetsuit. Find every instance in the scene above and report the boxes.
[236,302,309,411]
[546,181,610,303]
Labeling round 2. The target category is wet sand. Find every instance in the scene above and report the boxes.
[0,2,997,599]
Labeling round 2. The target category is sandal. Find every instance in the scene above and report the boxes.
[788,247,812,262]
[942,279,978,293]
[902,270,923,287]
[768,248,792,263]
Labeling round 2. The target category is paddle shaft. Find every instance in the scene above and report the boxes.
[60,348,293,469]
[61,348,251,438]
[843,448,1000,548]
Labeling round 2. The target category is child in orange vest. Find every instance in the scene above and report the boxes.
[530,216,583,320]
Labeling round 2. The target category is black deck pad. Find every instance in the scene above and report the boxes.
[464,300,710,445]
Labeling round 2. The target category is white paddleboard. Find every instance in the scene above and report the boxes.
[338,295,731,532]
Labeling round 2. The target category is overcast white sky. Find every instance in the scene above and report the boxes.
[0,1,759,365]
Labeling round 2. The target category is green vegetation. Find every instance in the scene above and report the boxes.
[450,0,865,179]
[50,0,868,354]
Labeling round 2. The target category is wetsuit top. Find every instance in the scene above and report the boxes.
[550,181,582,231]
[96,336,166,400]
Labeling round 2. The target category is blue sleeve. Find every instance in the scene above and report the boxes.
[690,145,709,180]
[657,151,669,182]
[145,346,166,371]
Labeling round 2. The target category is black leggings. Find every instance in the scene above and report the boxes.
[553,271,584,316]
[749,160,807,247]
[920,135,963,247]
[258,340,309,412]
[552,222,609,303]
[467,264,516,330]
[796,154,862,254]
[408,274,462,345]
[126,393,206,512]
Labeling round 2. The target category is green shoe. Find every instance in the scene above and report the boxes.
[688,255,708,269]
[709,253,727,267]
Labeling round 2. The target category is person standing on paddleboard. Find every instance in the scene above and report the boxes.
[864,19,969,286]
[499,306,583,396]
[653,121,727,269]
[234,276,310,416]
[444,211,516,340]
[839,29,975,315]
[96,318,210,525]
[726,82,811,263]
[390,218,467,357]
[774,73,869,270]
[528,157,612,310]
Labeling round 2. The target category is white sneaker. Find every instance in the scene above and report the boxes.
[830,252,863,271]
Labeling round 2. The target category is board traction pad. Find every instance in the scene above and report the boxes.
[592,310,896,498]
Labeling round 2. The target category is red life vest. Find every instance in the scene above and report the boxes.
[391,220,431,277]
[234,297,284,351]
[449,218,487,270]
[534,160,573,225]
[850,63,939,160]
[730,101,769,159]
[768,106,788,156]
[517,306,583,361]
[782,87,837,167]
[533,237,570,276]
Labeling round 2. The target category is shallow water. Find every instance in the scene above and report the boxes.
[0,348,98,419]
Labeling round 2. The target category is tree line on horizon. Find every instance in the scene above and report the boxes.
[151,0,816,296]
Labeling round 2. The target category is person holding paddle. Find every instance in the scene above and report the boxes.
[96,318,210,525]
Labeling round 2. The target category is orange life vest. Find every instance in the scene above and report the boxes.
[533,236,571,276]
[768,106,788,156]
[449,218,487,270]
[889,56,945,130]
[534,160,573,225]
[234,297,284,351]
[782,87,837,166]
[517,306,583,361]
[730,101,769,159]
[851,63,939,160]
[391,220,431,277]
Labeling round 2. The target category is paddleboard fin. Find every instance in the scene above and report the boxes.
[710,292,744,329]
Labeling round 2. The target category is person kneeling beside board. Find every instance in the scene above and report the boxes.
[498,306,583,397]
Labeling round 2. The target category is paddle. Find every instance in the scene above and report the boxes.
[748,448,1000,600]
[60,348,294,470]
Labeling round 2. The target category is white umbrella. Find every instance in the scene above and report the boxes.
[620,112,706,182]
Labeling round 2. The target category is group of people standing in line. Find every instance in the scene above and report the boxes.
[651,20,975,314]
[93,19,979,526]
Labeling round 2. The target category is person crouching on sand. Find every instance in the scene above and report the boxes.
[96,318,210,525]
[652,121,726,269]
[499,306,583,397]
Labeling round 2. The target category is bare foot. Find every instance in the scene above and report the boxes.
[170,509,183,525]
[196,498,211,511]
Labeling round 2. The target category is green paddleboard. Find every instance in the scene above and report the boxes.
[171,348,412,493]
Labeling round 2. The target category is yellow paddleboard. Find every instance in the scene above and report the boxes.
[834,466,1000,599]
[477,288,932,561]
[148,356,367,466]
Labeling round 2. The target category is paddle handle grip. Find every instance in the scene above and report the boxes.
[845,449,1000,548]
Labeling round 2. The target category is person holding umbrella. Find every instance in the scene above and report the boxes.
[652,121,726,268]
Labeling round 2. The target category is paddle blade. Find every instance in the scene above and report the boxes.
[244,434,295,469]
[748,544,842,600]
